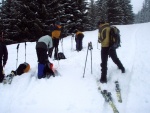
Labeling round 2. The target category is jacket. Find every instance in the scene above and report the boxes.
[0,42,8,66]
[98,23,110,47]
[52,25,62,39]
[76,31,83,36]
[36,35,53,50]
[75,31,84,39]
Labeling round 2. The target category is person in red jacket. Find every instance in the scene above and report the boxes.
[0,39,8,83]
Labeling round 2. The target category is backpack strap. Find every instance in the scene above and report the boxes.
[99,24,110,42]
[109,26,121,49]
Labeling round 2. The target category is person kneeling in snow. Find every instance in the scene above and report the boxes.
[3,62,30,84]
[36,35,54,79]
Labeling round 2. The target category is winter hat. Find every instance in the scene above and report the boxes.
[74,29,78,33]
[55,21,60,25]
[97,21,105,26]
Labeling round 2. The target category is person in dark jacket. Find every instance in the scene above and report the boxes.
[0,40,8,83]
[98,21,125,83]
[36,35,54,79]
[75,29,84,51]
[49,21,62,60]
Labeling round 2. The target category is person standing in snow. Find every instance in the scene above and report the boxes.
[36,35,54,79]
[98,21,125,83]
[49,21,62,60]
[0,37,8,83]
[74,29,84,51]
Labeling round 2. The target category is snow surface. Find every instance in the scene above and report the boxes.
[0,22,150,113]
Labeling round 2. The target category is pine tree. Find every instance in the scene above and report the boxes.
[107,0,124,25]
[88,0,97,30]
[0,0,56,42]
[95,0,108,22]
[0,0,19,43]
[95,0,134,25]
[1,0,90,44]
[69,0,89,32]
[119,0,134,24]
[135,0,150,23]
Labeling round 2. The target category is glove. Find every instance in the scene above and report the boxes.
[98,38,101,43]
[50,63,53,70]
[48,48,53,58]
[3,62,6,67]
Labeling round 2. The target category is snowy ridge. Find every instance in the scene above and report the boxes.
[0,22,150,113]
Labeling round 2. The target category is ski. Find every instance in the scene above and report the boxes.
[2,70,7,84]
[46,72,55,79]
[3,72,15,84]
[115,81,122,103]
[53,69,61,76]
[46,69,61,79]
[3,77,7,84]
[98,84,119,113]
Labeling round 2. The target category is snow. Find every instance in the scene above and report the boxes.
[0,22,150,113]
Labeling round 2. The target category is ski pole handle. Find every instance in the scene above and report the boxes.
[88,42,93,50]
[17,44,20,49]
[25,42,26,62]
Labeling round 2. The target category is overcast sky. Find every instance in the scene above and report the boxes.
[131,0,144,13]
[0,0,145,14]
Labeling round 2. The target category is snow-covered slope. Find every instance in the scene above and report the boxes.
[0,22,150,113]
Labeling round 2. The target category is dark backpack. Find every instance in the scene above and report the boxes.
[58,52,66,60]
[110,26,121,49]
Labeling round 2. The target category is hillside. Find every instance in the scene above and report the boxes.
[0,22,150,113]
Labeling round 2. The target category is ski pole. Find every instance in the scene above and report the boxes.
[83,42,90,78]
[61,38,64,53]
[25,42,26,62]
[97,40,100,50]
[71,33,74,51]
[56,47,60,65]
[71,35,73,50]
[88,42,93,74]
[16,44,20,70]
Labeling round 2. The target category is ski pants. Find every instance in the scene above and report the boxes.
[75,34,83,51]
[49,38,59,58]
[36,48,48,64]
[101,47,124,79]
[0,63,4,82]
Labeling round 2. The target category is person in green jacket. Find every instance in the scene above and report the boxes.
[98,21,125,83]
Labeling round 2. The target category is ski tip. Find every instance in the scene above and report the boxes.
[98,86,101,91]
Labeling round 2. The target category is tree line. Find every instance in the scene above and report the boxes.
[134,0,150,23]
[0,0,134,45]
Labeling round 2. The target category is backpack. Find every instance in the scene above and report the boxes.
[11,62,30,76]
[109,26,121,49]
[58,52,66,60]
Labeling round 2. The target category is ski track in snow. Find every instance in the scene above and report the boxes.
[0,23,150,113]
[92,25,142,113]
[121,25,139,113]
